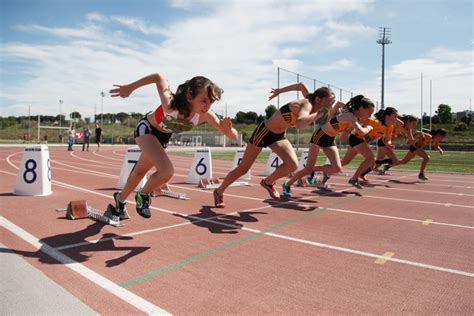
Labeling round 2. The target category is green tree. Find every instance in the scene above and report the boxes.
[265,104,277,119]
[435,104,453,124]
[116,112,130,123]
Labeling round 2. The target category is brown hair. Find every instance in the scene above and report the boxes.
[401,114,418,126]
[345,95,374,112]
[306,87,334,105]
[171,76,223,117]
[374,107,398,125]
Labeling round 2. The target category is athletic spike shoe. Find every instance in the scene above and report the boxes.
[307,176,316,185]
[135,191,151,218]
[418,173,428,181]
[322,172,330,184]
[113,192,127,217]
[260,179,281,200]
[348,178,364,189]
[282,182,292,198]
[383,164,392,175]
[213,189,225,208]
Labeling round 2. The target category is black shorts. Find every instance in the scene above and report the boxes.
[134,117,172,148]
[409,145,420,153]
[377,138,385,147]
[349,134,365,148]
[249,122,285,147]
[310,128,336,147]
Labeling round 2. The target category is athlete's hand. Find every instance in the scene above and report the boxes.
[220,117,233,132]
[109,84,133,98]
[268,88,281,101]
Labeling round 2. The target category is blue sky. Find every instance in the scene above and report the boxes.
[1,0,472,119]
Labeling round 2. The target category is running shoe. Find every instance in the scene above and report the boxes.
[135,191,151,218]
[348,178,364,189]
[383,164,392,175]
[282,182,292,198]
[260,179,281,200]
[213,189,225,208]
[113,192,127,217]
[322,172,330,184]
[307,176,316,185]
[418,173,428,181]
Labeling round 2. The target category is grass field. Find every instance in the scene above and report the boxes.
[171,149,474,174]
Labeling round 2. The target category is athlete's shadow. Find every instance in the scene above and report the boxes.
[310,189,363,197]
[264,199,318,212]
[389,180,422,185]
[360,182,391,188]
[0,221,149,267]
[173,206,266,234]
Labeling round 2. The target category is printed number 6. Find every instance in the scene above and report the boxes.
[196,157,207,175]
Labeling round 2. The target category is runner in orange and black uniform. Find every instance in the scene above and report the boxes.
[339,107,398,188]
[371,114,418,175]
[283,95,374,197]
[397,128,447,180]
[213,82,338,207]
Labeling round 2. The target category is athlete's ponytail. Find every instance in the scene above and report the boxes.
[401,114,418,126]
[345,94,374,112]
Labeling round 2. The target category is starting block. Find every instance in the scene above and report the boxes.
[198,177,221,189]
[151,183,189,200]
[296,177,330,189]
[56,200,124,227]
[198,178,250,190]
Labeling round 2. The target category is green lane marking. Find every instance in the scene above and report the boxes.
[119,196,356,288]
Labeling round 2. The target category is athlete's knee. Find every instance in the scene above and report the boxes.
[286,159,298,172]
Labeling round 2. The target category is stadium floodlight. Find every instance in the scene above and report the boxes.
[377,27,392,110]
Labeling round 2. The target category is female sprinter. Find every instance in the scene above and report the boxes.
[110,73,238,218]
[369,114,418,176]
[283,95,374,197]
[213,83,336,207]
[338,107,399,188]
[397,128,447,180]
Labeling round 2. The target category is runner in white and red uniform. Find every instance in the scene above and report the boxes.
[110,73,238,219]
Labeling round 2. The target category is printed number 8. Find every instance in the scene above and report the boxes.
[23,159,37,184]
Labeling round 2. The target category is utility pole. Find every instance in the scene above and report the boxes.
[377,27,392,110]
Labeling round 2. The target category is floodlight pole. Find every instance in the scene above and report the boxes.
[377,27,392,110]
[100,92,105,124]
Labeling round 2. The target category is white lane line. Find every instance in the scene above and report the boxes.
[0,216,170,315]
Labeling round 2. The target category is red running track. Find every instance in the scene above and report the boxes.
[0,145,473,314]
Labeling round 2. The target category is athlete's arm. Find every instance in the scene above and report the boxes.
[202,111,238,140]
[110,73,173,110]
[268,82,310,100]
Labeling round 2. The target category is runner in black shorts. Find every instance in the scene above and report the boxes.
[110,72,238,219]
[213,82,338,207]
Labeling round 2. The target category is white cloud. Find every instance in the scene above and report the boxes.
[353,47,473,115]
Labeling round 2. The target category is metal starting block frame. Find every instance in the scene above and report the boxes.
[296,177,331,189]
[160,190,189,200]
[198,178,250,190]
[56,200,124,227]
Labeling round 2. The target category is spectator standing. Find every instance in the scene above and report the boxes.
[67,124,75,151]
[95,123,102,152]
[82,126,91,151]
